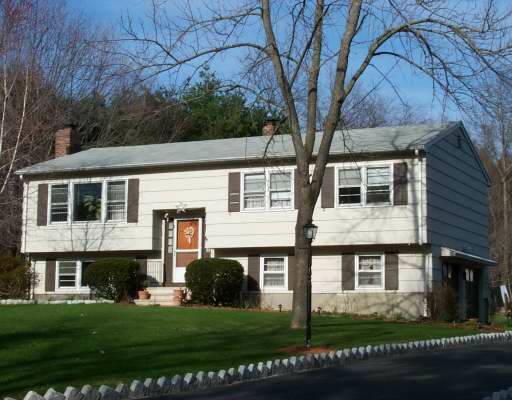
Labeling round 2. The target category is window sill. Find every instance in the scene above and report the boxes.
[54,288,91,294]
[48,221,129,227]
[333,203,393,210]
[260,288,291,293]
[240,208,295,213]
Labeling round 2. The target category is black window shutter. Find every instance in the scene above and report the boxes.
[321,167,335,208]
[342,253,355,291]
[45,260,56,292]
[288,255,295,291]
[37,184,48,226]
[393,162,408,205]
[294,169,300,210]
[127,179,139,223]
[385,253,399,290]
[228,172,241,212]
[247,255,260,291]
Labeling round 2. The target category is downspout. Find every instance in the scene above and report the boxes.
[416,149,428,316]
[415,149,423,246]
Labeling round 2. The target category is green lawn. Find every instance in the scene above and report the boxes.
[0,305,478,397]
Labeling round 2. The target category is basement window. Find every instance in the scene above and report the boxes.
[261,256,287,290]
[356,254,384,289]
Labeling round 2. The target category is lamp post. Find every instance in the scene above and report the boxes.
[303,222,318,349]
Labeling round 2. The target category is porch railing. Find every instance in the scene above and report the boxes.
[146,259,164,286]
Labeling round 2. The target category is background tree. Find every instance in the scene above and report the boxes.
[0,0,125,253]
[470,75,512,288]
[116,0,512,329]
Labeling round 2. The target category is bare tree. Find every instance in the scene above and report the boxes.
[0,0,126,253]
[470,75,512,288]
[117,0,512,328]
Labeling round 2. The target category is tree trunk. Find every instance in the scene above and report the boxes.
[503,177,510,285]
[291,176,315,329]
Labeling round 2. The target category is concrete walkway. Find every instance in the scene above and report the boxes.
[157,344,512,400]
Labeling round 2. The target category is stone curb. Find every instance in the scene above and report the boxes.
[482,386,512,400]
[0,300,114,305]
[6,331,511,400]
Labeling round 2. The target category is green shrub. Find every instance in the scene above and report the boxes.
[185,258,244,306]
[0,255,35,299]
[83,258,138,302]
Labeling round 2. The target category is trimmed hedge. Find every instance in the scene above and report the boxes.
[83,258,139,302]
[0,255,35,299]
[185,258,244,306]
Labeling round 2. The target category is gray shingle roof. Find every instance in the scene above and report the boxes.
[17,122,456,175]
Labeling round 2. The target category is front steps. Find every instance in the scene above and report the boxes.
[134,286,184,307]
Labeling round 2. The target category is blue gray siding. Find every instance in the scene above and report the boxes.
[426,127,489,264]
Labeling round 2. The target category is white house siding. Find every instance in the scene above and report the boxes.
[219,251,427,318]
[425,127,490,284]
[21,157,425,254]
[32,260,45,296]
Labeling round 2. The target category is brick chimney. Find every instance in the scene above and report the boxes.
[262,118,279,137]
[55,124,80,158]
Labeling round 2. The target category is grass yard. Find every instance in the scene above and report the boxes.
[0,304,480,397]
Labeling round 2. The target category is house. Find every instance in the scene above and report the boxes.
[16,121,495,321]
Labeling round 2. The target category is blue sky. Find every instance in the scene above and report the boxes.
[68,0,461,122]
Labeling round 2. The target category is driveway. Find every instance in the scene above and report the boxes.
[157,344,512,400]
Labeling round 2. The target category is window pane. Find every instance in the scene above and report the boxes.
[244,194,265,209]
[358,256,382,271]
[51,185,68,203]
[244,173,265,209]
[270,173,291,191]
[264,258,285,272]
[367,167,389,185]
[263,274,285,287]
[244,174,265,193]
[50,185,68,222]
[367,185,390,203]
[74,183,102,222]
[107,181,126,221]
[58,261,77,288]
[107,181,125,201]
[367,167,390,204]
[358,273,382,287]
[270,191,291,208]
[339,187,361,204]
[339,168,361,186]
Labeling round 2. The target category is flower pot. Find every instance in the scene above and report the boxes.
[173,289,184,304]
[138,290,150,300]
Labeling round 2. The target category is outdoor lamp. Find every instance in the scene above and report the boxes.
[303,223,318,241]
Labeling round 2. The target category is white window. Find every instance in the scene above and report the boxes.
[269,172,292,209]
[338,168,362,205]
[261,256,287,290]
[242,170,294,211]
[73,182,103,222]
[243,173,266,209]
[57,261,78,288]
[366,166,391,204]
[356,254,384,289]
[57,260,93,290]
[106,181,126,221]
[337,165,392,207]
[50,184,69,223]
